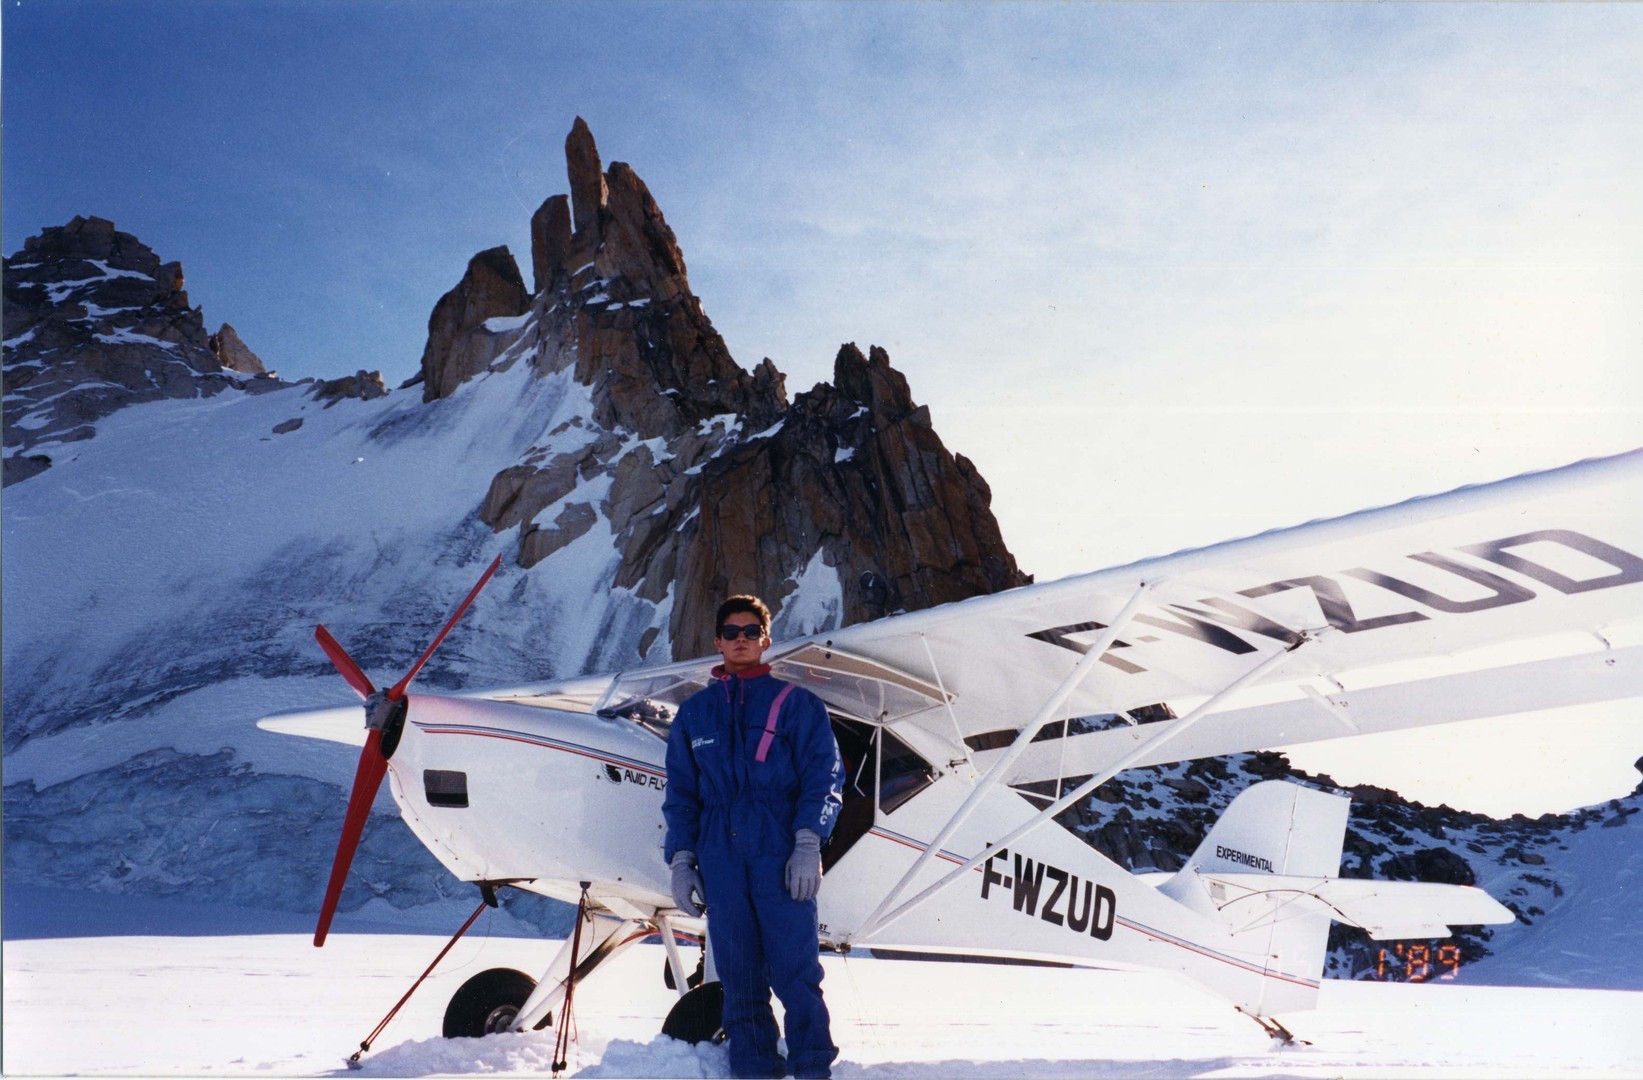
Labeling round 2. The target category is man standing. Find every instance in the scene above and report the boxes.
[662,595,844,1080]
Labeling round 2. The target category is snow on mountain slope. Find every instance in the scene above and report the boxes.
[1463,798,1643,988]
[4,361,655,721]
[2,350,690,923]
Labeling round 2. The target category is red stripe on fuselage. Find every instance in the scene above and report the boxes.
[868,827,982,870]
[1114,914,1320,989]
[412,723,667,779]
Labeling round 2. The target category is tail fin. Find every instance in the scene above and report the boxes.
[1159,780,1349,1017]
[1176,779,1350,880]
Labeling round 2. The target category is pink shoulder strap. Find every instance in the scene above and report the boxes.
[754,684,796,763]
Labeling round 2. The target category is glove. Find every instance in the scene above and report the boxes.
[670,850,705,916]
[785,829,823,902]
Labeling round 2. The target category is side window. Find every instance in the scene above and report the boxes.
[877,728,935,815]
[821,717,936,870]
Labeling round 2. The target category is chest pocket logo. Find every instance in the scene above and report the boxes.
[691,736,717,750]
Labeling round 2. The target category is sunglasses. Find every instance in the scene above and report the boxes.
[717,624,765,641]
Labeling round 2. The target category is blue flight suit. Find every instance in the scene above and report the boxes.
[663,664,844,1079]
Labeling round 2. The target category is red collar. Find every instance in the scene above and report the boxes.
[712,663,771,680]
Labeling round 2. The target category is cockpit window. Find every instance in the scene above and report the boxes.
[876,727,936,815]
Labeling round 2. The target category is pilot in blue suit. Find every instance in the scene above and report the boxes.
[663,595,844,1080]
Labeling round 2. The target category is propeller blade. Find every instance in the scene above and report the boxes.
[386,554,503,700]
[311,555,501,945]
[315,624,377,700]
[313,728,390,946]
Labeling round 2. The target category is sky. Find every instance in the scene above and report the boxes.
[5,1,1641,814]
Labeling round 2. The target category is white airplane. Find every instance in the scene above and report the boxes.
[262,448,1642,1051]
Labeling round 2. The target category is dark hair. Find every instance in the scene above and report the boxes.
[715,594,771,635]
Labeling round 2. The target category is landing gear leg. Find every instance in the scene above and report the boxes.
[657,915,698,996]
[510,915,651,1032]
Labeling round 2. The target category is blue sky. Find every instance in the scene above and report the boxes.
[7,2,1642,810]
[13,1,1636,575]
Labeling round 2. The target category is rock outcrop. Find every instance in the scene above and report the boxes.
[459,119,1029,657]
[307,369,389,407]
[2,216,284,484]
[209,323,266,375]
[417,246,531,402]
[644,342,1026,656]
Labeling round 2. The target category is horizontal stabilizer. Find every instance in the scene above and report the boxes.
[1195,871,1516,939]
[257,704,367,747]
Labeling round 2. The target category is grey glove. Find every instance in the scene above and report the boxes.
[785,829,823,902]
[670,850,705,916]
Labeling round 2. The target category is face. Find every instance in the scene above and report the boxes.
[715,613,769,673]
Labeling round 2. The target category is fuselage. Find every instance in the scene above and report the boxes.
[381,691,1329,1017]
[386,693,675,911]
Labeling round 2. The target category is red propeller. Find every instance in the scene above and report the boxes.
[311,554,503,946]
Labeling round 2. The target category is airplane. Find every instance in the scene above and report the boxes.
[260,447,1642,1055]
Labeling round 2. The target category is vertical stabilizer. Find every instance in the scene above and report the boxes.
[1159,780,1349,1017]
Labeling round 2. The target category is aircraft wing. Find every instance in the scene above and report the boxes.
[492,450,1642,774]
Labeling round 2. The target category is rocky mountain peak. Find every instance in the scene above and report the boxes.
[833,342,916,421]
[33,215,160,271]
[455,119,1029,657]
[3,216,285,485]
[419,121,775,432]
[419,117,738,425]
[548,116,690,301]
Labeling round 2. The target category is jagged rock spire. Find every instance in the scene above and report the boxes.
[566,116,607,245]
[465,119,1029,656]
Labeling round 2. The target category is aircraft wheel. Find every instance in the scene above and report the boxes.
[442,967,551,1038]
[661,981,725,1044]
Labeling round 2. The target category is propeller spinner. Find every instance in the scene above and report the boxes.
[311,554,502,946]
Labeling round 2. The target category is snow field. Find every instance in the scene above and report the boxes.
[6,929,1642,1078]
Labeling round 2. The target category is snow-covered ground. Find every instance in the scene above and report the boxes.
[6,895,1642,1079]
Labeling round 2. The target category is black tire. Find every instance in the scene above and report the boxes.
[661,981,725,1044]
[442,967,551,1038]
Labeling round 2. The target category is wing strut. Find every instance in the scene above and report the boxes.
[852,582,1153,942]
[847,626,1318,946]
[918,632,971,774]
